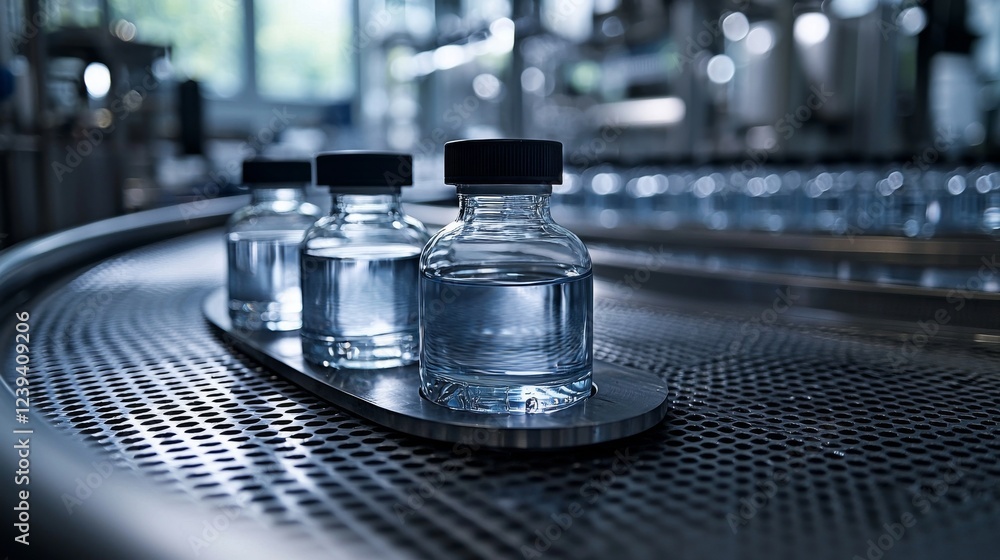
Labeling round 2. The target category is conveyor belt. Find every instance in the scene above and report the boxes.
[2,224,999,560]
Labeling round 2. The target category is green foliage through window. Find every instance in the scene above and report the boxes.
[254,0,355,102]
[109,0,245,97]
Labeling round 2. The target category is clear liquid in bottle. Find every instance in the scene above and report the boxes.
[301,244,422,369]
[420,263,593,414]
[227,230,305,331]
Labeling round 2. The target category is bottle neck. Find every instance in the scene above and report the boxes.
[458,193,552,223]
[331,193,403,219]
[249,186,305,204]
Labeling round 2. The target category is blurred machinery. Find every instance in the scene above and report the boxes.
[2,4,1000,559]
[2,0,1000,246]
[1,0,173,245]
[356,0,1000,242]
[361,0,999,160]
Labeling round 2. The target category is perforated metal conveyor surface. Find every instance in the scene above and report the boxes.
[5,228,1000,560]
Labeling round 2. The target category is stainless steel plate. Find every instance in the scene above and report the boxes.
[202,288,669,449]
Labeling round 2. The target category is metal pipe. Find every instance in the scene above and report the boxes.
[26,0,52,234]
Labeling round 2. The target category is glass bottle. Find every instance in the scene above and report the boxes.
[227,159,320,331]
[420,139,594,414]
[300,152,429,369]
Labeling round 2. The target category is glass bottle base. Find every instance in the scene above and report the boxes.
[419,368,592,414]
[229,300,301,332]
[300,330,418,369]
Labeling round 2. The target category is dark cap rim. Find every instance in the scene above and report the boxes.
[242,159,312,185]
[444,139,563,185]
[315,151,414,189]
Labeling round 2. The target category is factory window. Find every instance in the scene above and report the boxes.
[108,0,245,98]
[108,0,355,103]
[254,0,355,102]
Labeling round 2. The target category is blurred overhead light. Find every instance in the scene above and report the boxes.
[591,173,622,195]
[488,17,515,52]
[433,45,466,71]
[413,51,435,76]
[975,174,994,194]
[965,122,986,146]
[473,73,502,100]
[151,57,172,80]
[601,16,624,38]
[947,175,966,195]
[93,108,113,128]
[594,0,619,15]
[745,25,775,55]
[554,173,580,195]
[397,18,515,79]
[541,0,593,43]
[599,209,620,228]
[570,61,601,94]
[592,97,686,127]
[693,176,716,198]
[706,55,735,84]
[829,0,878,19]
[629,175,659,198]
[722,12,749,42]
[390,57,412,80]
[521,67,545,93]
[794,13,830,47]
[112,19,136,41]
[897,7,927,36]
[84,62,111,98]
[405,6,434,37]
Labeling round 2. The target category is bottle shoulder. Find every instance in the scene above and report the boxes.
[303,212,430,249]
[421,218,592,272]
[226,201,321,233]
